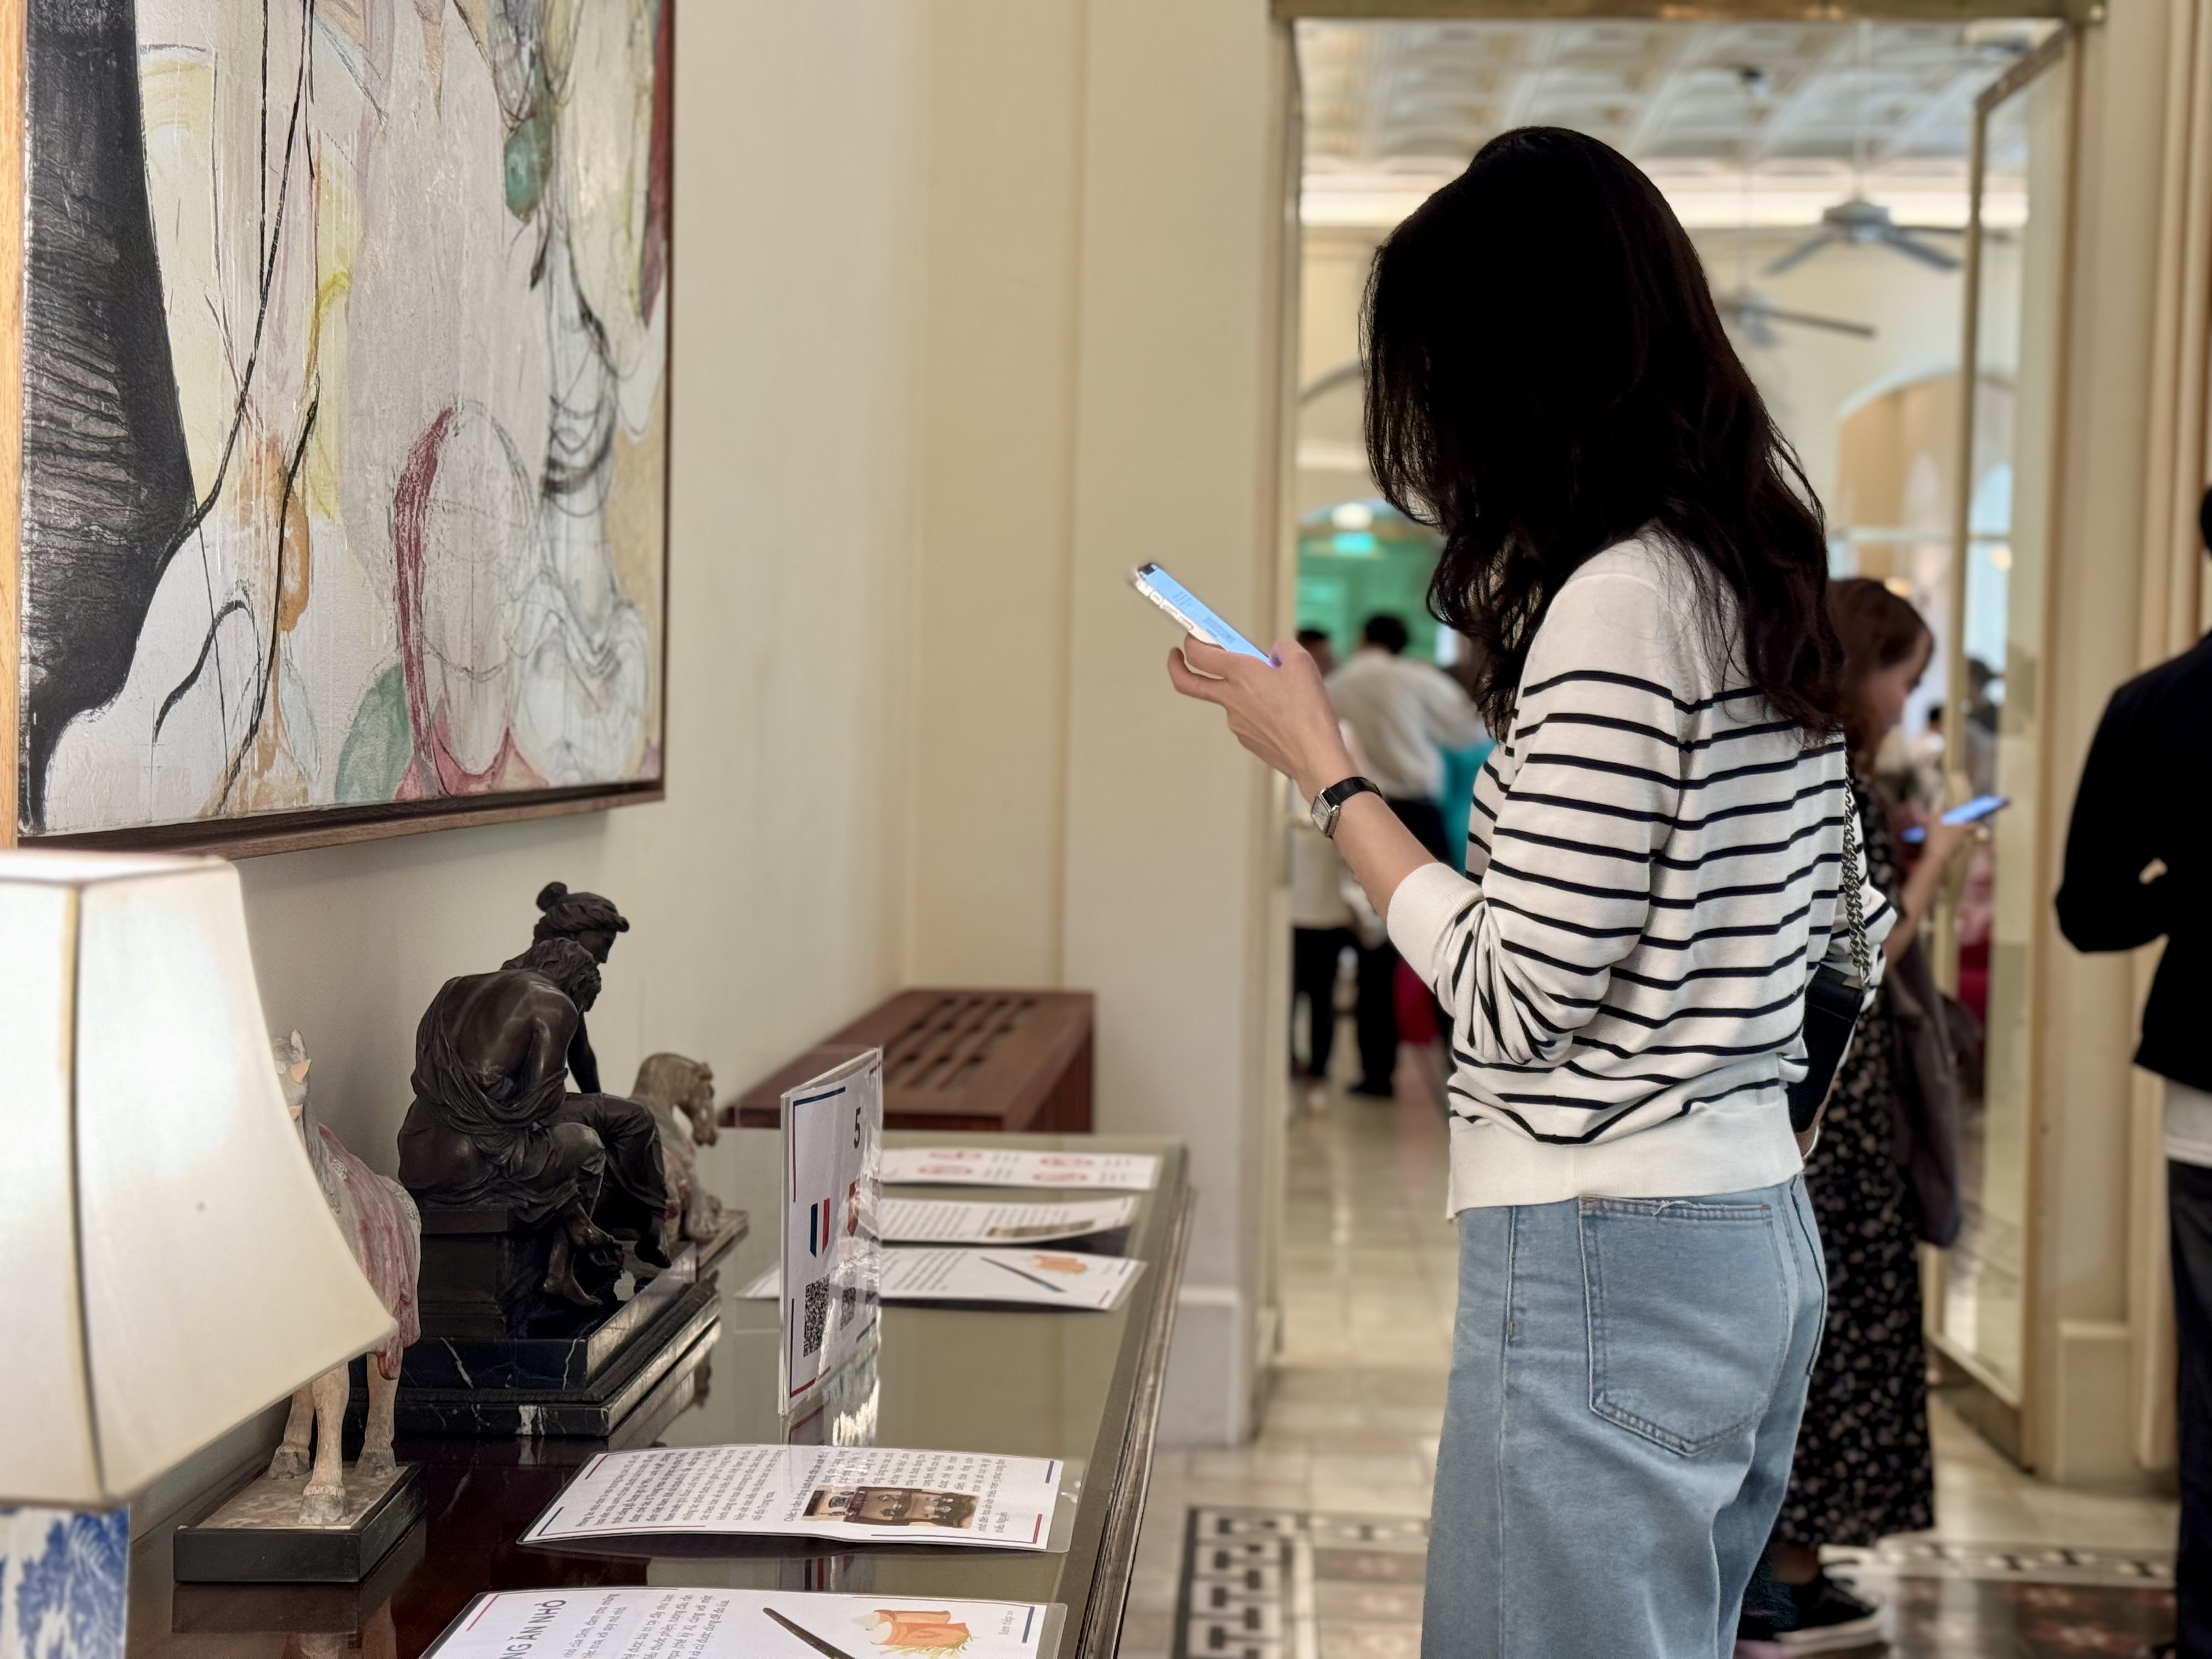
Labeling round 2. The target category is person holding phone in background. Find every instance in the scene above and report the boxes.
[1746,579,1975,1651]
[2055,487,2212,1659]
[1165,127,1890,1657]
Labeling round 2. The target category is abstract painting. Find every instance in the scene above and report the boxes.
[10,0,671,841]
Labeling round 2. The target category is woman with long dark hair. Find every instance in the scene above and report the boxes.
[1167,127,1893,1655]
[1745,579,1972,1650]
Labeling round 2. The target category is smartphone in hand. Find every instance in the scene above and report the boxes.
[1131,563,1273,664]
[1902,794,2007,843]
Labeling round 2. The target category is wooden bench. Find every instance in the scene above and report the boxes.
[722,988,1093,1133]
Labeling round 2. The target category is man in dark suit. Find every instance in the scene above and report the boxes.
[2056,489,2212,1659]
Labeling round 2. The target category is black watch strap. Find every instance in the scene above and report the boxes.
[1313,775,1381,839]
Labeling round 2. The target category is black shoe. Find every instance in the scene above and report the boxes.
[1347,1079,1395,1098]
[1736,1556,1795,1644]
[1775,1572,1883,1652]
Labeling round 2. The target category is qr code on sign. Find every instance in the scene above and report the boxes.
[802,1276,832,1357]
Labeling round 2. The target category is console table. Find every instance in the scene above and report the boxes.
[124,1131,1188,1659]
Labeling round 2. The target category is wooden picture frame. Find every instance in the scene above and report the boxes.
[0,1,674,857]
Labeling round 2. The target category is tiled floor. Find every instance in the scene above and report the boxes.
[1117,1049,2181,1659]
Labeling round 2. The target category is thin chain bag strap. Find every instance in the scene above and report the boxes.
[1839,789,1871,988]
[1798,786,1872,1155]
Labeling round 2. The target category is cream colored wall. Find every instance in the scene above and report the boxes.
[907,1,1086,987]
[2032,2,2175,1486]
[237,0,928,1206]
[223,0,1293,1457]
[1296,227,1376,517]
[1060,1,1294,1444]
[905,0,1294,1444]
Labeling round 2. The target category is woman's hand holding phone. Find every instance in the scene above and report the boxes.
[1167,636,1355,800]
[1157,584,1436,929]
[1916,815,1974,871]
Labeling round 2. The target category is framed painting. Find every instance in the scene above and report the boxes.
[0,0,672,854]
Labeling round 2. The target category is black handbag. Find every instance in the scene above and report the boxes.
[1786,799,1872,1135]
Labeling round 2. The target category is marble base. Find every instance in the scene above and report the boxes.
[172,1465,423,1584]
[405,1254,695,1390]
[369,1278,721,1437]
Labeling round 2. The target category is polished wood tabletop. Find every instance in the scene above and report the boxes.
[126,1132,1190,1659]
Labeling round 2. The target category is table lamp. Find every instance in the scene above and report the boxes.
[0,851,396,1659]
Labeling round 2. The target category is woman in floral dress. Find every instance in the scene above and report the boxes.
[1750,579,1976,1651]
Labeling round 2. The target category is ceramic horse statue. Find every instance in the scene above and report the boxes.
[269,1033,422,1524]
[630,1053,725,1250]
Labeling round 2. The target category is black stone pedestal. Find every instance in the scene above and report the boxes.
[407,1249,699,1390]
[412,1205,571,1336]
[383,1204,731,1437]
[173,1464,424,1583]
[170,1520,425,1632]
[368,1277,721,1437]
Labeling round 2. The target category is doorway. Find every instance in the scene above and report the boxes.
[1286,7,2068,1438]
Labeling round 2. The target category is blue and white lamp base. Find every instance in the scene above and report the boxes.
[0,1507,128,1659]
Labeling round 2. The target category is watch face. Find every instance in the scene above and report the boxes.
[1310,793,1332,836]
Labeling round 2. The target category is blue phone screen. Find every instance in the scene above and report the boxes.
[1139,566,1272,663]
[1902,794,2008,842]
[1940,794,2008,826]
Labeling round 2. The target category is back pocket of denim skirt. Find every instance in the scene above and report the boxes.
[1578,1197,1791,1457]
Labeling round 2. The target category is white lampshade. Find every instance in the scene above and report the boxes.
[0,850,396,1506]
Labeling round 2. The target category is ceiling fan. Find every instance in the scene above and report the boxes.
[1764,195,1962,275]
[1713,288,1876,348]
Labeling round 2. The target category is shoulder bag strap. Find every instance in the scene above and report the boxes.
[1839,787,1871,989]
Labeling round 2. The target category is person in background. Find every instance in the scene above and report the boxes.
[2054,488,2212,1659]
[1909,703,1948,813]
[1327,613,1487,1095]
[1748,578,1973,1652]
[1290,629,1357,1082]
[1298,627,1339,681]
[1436,634,1497,872]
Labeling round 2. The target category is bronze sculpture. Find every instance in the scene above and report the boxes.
[531,882,629,1092]
[397,937,668,1308]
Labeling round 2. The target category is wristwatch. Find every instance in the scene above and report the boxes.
[1310,776,1381,840]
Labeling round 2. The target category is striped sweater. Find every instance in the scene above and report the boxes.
[1385,537,1894,1214]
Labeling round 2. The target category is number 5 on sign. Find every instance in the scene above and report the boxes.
[781,1049,885,1415]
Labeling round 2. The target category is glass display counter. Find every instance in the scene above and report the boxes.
[125,1132,1192,1659]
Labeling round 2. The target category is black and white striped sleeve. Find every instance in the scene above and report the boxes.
[1385,571,1689,1070]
